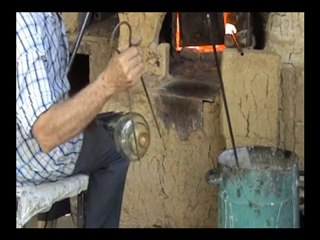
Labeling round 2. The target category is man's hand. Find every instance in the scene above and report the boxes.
[99,46,144,94]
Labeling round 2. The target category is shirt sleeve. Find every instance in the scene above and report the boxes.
[16,13,59,136]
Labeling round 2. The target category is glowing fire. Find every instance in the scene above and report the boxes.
[225,23,237,35]
[175,12,236,53]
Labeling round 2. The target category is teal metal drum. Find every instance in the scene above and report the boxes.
[207,146,300,228]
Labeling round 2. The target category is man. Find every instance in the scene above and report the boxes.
[16,12,144,227]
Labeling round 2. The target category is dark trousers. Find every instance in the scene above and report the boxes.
[38,116,130,228]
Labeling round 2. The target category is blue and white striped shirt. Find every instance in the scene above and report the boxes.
[16,12,83,187]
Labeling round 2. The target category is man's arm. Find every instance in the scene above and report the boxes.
[33,47,144,152]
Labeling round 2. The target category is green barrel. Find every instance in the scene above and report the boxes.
[207,146,300,228]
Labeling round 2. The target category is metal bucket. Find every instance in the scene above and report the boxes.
[207,146,300,228]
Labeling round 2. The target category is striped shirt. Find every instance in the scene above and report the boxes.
[16,12,83,187]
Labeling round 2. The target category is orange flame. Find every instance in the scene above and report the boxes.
[175,12,236,53]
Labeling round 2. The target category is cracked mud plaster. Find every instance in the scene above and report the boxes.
[221,49,281,148]
[265,12,304,167]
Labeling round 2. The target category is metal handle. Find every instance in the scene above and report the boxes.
[298,170,304,188]
[206,169,222,185]
[298,170,304,216]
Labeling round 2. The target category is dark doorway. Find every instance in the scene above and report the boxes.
[67,54,90,97]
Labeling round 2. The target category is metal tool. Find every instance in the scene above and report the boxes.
[231,31,244,56]
[206,13,239,168]
[110,21,165,153]
[68,12,92,73]
[110,21,141,161]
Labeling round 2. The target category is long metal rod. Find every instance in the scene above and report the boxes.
[68,12,92,74]
[206,14,239,168]
[231,31,244,56]
[140,76,164,141]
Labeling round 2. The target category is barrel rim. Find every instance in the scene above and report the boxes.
[218,145,299,170]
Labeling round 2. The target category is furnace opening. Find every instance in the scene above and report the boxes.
[159,12,265,81]
[159,12,227,82]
